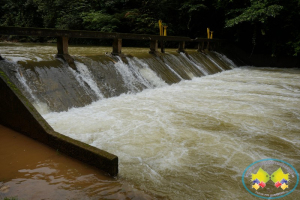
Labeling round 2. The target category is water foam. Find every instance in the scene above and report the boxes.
[70,61,104,99]
[206,54,225,71]
[179,52,209,75]
[13,66,50,114]
[43,67,300,199]
[213,52,238,68]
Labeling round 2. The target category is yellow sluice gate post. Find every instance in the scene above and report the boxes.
[207,28,210,39]
[158,20,163,36]
[163,26,168,36]
[210,31,214,39]
[158,20,165,53]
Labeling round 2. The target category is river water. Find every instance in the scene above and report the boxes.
[1,43,300,199]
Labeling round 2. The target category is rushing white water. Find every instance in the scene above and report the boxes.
[206,54,225,71]
[11,65,50,114]
[131,57,167,88]
[2,43,298,198]
[14,67,36,101]
[43,67,300,199]
[70,61,104,99]
[1,43,234,112]
[165,63,184,80]
[164,53,196,79]
[112,56,166,93]
[180,52,209,75]
[214,51,238,69]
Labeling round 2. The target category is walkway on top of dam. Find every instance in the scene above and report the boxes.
[0,26,222,69]
[0,26,219,42]
[0,26,221,55]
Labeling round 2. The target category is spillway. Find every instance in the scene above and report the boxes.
[0,43,299,199]
[0,43,234,113]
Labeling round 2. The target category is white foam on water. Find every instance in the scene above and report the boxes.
[15,68,36,101]
[132,57,167,88]
[213,52,238,68]
[113,57,166,93]
[179,52,209,75]
[6,56,30,63]
[126,58,159,89]
[14,67,51,114]
[32,102,51,115]
[165,53,194,79]
[33,56,43,62]
[206,54,225,71]
[43,67,300,199]
[165,63,184,80]
[70,61,104,99]
[113,57,142,92]
[0,44,58,62]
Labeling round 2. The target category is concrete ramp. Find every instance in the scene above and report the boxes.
[0,69,118,176]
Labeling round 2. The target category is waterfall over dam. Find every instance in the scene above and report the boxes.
[1,43,300,199]
[0,43,235,113]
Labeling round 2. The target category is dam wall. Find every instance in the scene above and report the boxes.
[0,69,118,176]
[0,43,238,176]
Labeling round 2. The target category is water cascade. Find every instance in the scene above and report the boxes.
[42,67,300,199]
[0,44,234,112]
[1,43,299,199]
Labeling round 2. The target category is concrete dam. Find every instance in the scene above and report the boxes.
[1,42,300,199]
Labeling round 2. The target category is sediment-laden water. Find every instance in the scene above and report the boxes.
[1,43,299,199]
[42,67,300,199]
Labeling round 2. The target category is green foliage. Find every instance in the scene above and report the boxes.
[225,1,283,27]
[0,0,299,55]
[179,1,207,15]
[1,0,42,27]
[179,1,208,30]
[55,1,90,29]
[124,9,157,34]
[82,12,120,32]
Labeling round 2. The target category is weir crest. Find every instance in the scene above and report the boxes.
[0,44,236,113]
[0,43,237,177]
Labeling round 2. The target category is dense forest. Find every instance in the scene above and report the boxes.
[1,0,300,56]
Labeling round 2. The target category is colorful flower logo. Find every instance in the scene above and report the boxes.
[242,159,299,199]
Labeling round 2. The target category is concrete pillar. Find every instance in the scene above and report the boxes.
[177,41,185,53]
[210,42,215,51]
[160,41,165,53]
[197,41,205,52]
[57,36,69,55]
[149,40,158,54]
[112,39,122,55]
[56,36,76,70]
[206,41,210,50]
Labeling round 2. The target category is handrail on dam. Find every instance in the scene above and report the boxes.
[0,26,222,62]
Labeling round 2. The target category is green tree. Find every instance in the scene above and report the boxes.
[224,0,283,28]
[34,0,91,29]
[81,12,121,32]
[219,0,300,56]
[1,0,42,27]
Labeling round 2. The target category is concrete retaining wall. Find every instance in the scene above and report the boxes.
[0,69,118,176]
